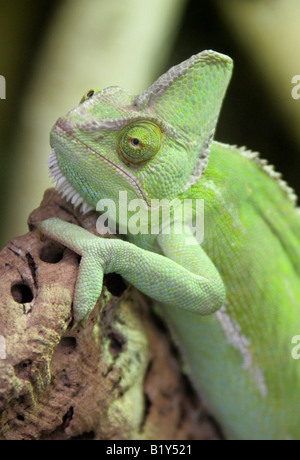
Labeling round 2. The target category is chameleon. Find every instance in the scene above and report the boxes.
[39,50,300,440]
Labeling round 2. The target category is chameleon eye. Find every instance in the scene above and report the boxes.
[79,89,94,103]
[79,89,101,104]
[118,122,162,166]
[86,89,95,98]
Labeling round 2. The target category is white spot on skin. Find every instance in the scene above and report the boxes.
[0,335,6,359]
[216,305,267,398]
[204,179,242,230]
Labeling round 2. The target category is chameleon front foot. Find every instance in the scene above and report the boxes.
[39,217,107,322]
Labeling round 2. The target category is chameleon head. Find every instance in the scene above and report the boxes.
[49,50,233,214]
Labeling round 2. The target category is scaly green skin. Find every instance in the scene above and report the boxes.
[39,51,300,440]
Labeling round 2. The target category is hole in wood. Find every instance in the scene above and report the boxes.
[39,244,64,263]
[11,283,33,303]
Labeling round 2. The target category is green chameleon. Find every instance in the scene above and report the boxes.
[39,50,300,440]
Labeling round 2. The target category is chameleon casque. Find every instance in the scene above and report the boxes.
[39,50,300,440]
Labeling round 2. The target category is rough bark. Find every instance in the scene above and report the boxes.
[0,189,220,440]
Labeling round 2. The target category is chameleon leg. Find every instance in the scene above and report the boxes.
[39,218,225,322]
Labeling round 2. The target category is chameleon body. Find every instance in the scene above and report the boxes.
[39,51,300,440]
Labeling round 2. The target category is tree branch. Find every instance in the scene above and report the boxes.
[0,189,220,440]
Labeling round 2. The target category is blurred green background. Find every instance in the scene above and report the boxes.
[0,0,300,248]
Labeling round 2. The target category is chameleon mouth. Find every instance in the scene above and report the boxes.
[49,148,94,214]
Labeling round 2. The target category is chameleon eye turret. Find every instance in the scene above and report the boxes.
[118,121,161,166]
[79,89,95,103]
[79,88,103,103]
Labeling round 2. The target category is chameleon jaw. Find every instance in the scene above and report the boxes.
[49,148,94,214]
